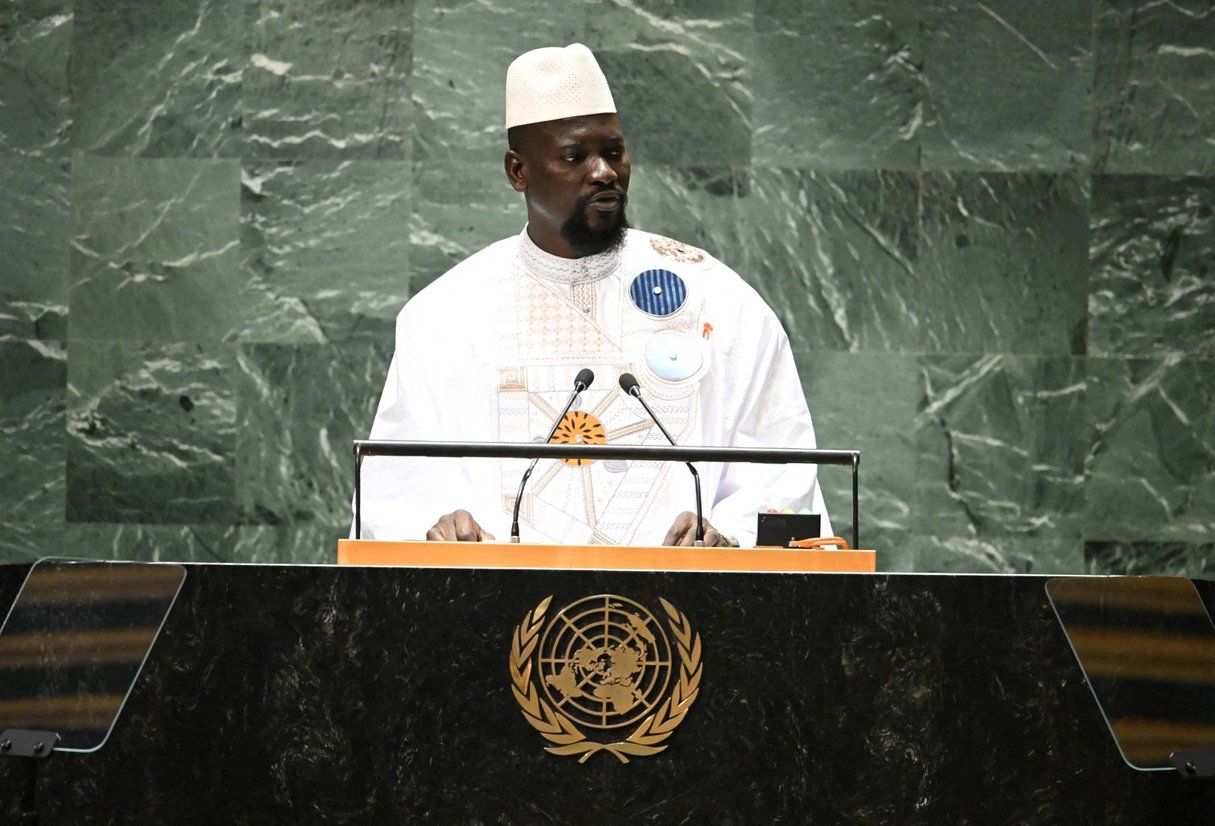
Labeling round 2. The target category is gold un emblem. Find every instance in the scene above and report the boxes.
[509,594,702,763]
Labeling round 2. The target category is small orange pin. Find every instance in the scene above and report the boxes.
[701,322,713,340]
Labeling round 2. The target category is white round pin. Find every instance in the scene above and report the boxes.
[645,330,702,381]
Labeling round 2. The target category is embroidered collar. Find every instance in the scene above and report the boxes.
[515,226,623,285]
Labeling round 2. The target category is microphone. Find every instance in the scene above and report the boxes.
[618,372,705,546]
[510,368,595,542]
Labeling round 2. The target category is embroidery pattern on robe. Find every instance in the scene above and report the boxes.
[491,236,706,546]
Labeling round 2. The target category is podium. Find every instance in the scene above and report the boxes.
[1,560,1212,823]
[336,539,877,572]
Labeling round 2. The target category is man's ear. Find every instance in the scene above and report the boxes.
[504,150,527,193]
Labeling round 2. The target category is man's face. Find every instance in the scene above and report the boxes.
[505,113,631,258]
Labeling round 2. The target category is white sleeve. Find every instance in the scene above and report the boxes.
[352,309,500,541]
[706,320,832,547]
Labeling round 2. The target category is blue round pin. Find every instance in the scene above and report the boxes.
[629,269,687,317]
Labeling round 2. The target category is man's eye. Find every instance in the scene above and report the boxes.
[563,154,582,163]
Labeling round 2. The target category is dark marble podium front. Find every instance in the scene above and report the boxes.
[0,563,1211,824]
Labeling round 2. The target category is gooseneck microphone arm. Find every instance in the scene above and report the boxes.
[618,372,706,546]
[510,368,595,543]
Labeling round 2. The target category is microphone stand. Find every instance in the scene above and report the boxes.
[620,374,705,546]
[510,369,594,542]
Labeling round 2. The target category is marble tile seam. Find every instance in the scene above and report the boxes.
[18,152,1206,172]
[22,343,1129,358]
[788,350,1120,360]
[23,159,1212,184]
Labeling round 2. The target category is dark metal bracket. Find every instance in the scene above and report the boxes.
[1171,749,1215,778]
[0,729,60,759]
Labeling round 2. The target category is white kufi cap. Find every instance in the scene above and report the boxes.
[505,43,616,130]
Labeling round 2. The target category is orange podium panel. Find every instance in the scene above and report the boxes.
[337,539,876,573]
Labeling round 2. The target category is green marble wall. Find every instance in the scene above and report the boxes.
[1,0,1211,572]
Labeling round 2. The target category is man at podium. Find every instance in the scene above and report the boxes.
[358,44,831,548]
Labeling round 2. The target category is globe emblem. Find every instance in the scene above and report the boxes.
[537,595,673,730]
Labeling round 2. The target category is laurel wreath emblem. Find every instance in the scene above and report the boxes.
[509,595,703,763]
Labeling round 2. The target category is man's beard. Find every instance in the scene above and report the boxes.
[560,193,629,256]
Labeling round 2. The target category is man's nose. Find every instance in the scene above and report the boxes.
[588,155,616,185]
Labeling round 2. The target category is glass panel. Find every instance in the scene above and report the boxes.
[1047,576,1215,771]
[0,559,186,753]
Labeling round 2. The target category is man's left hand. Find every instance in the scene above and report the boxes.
[662,511,736,547]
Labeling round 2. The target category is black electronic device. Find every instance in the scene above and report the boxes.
[755,512,822,547]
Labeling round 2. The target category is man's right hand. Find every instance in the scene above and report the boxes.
[426,510,495,542]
